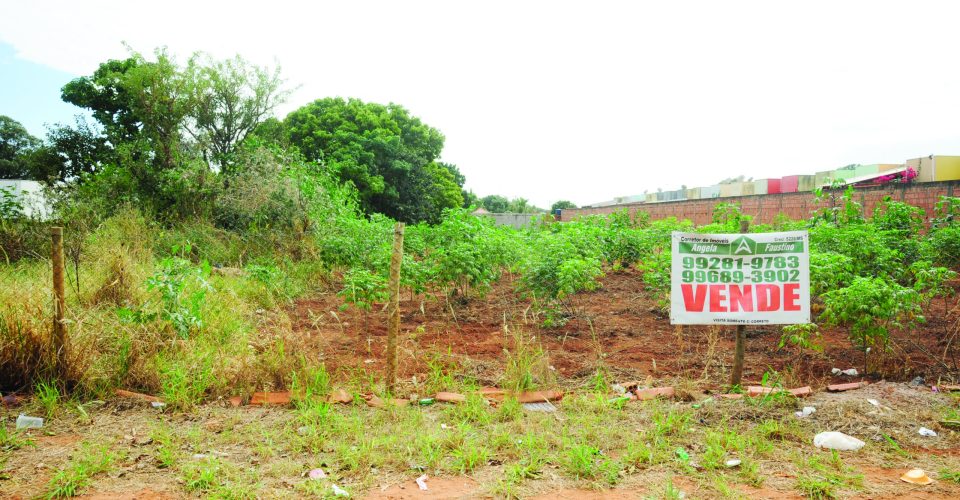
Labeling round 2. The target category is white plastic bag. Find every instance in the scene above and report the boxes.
[813,431,865,451]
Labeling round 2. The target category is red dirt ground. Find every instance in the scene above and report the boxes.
[287,268,960,390]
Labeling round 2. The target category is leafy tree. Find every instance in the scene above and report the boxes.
[508,197,544,214]
[0,115,40,179]
[281,97,460,222]
[27,118,111,183]
[551,200,577,211]
[481,195,509,213]
[461,189,479,209]
[61,57,143,145]
[184,55,289,173]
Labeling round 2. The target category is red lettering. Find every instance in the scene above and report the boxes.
[756,284,780,311]
[709,285,728,312]
[681,284,707,312]
[784,283,801,311]
[728,285,753,312]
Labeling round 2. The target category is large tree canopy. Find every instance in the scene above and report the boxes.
[0,115,40,179]
[280,97,462,223]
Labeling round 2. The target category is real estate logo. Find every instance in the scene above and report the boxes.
[730,235,757,255]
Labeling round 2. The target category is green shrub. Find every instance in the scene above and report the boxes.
[821,277,923,372]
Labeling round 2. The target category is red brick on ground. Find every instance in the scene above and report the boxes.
[634,387,675,401]
[517,390,564,403]
[435,392,467,403]
[827,381,869,392]
[250,391,291,405]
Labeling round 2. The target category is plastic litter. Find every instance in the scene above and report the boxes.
[418,398,435,406]
[814,432,865,451]
[867,399,880,407]
[795,406,816,418]
[150,401,166,408]
[611,384,626,395]
[900,468,934,485]
[415,474,428,491]
[331,484,349,497]
[725,459,741,468]
[608,396,632,406]
[910,376,925,387]
[831,368,859,376]
[918,427,937,437]
[15,414,43,429]
[308,468,327,480]
[675,448,689,461]
[522,401,558,412]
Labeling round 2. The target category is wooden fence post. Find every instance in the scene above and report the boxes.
[51,226,68,379]
[729,218,750,389]
[385,222,405,394]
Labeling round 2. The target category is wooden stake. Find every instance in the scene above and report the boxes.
[729,219,750,389]
[385,222,404,394]
[51,226,68,379]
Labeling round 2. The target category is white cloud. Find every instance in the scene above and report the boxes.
[2,0,959,208]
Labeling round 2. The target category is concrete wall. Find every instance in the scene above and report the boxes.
[558,180,960,226]
[934,156,960,181]
[907,157,936,183]
[0,179,50,219]
[478,212,539,229]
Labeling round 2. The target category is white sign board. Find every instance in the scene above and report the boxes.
[670,231,810,325]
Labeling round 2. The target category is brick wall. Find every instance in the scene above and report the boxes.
[559,181,960,225]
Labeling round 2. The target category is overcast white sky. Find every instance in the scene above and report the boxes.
[2,1,958,208]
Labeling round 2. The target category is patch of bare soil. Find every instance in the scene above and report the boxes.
[286,268,960,391]
[365,476,480,499]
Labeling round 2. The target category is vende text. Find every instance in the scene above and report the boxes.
[680,284,801,312]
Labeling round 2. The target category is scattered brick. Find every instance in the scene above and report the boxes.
[940,384,960,392]
[827,381,869,392]
[718,394,743,400]
[435,392,467,403]
[363,394,408,409]
[478,387,506,400]
[516,390,564,403]
[789,386,813,397]
[115,389,163,403]
[746,386,777,397]
[746,386,812,397]
[327,388,353,404]
[250,391,292,405]
[634,387,676,401]
[227,396,243,407]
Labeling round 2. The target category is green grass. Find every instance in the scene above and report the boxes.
[44,442,118,498]
[35,380,61,418]
[0,424,32,451]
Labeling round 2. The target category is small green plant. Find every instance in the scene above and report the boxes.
[911,260,957,316]
[142,245,213,337]
[35,380,61,418]
[501,328,552,393]
[933,196,960,228]
[451,439,489,473]
[0,424,31,451]
[44,443,118,498]
[779,323,823,356]
[794,451,863,499]
[337,267,387,311]
[291,362,331,405]
[562,442,620,484]
[821,277,924,374]
[182,456,222,492]
[939,468,960,483]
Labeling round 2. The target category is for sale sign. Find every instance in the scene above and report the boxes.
[670,231,810,325]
